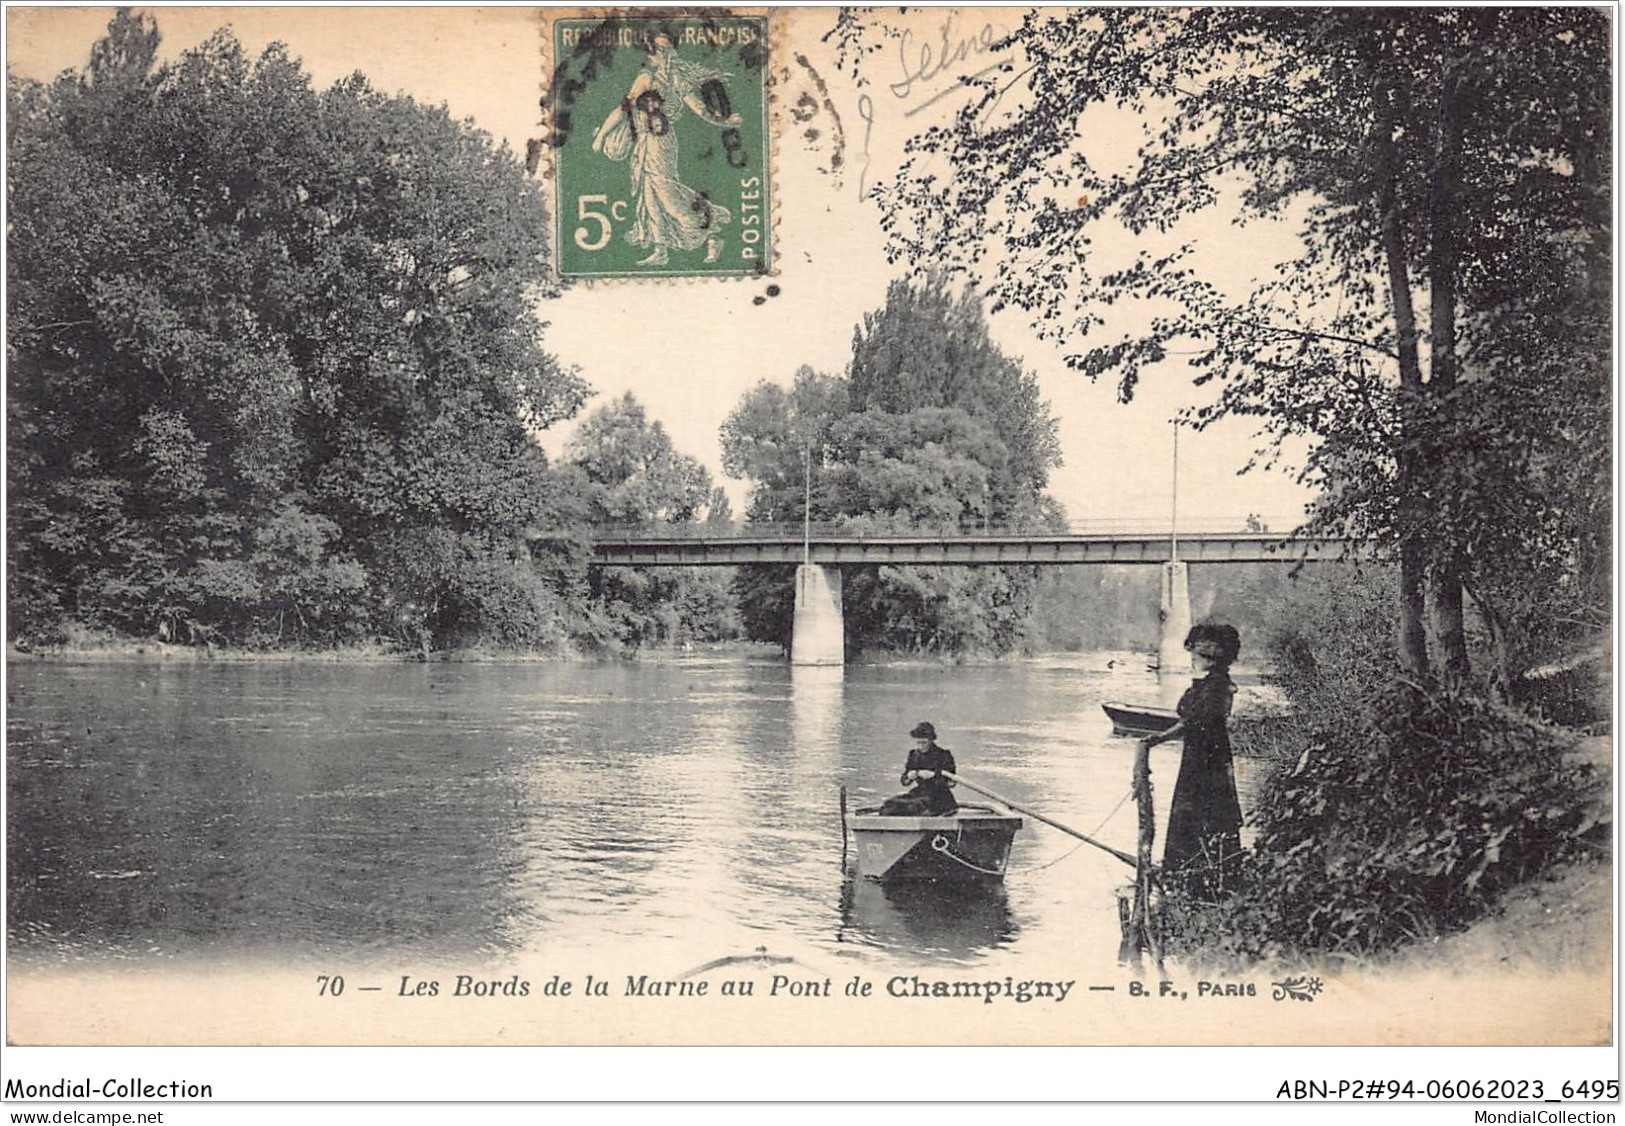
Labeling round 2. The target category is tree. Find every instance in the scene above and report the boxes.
[719,366,846,651]
[720,365,850,524]
[720,279,1063,655]
[563,393,739,648]
[8,13,589,649]
[849,279,1061,509]
[565,393,717,524]
[836,8,1610,684]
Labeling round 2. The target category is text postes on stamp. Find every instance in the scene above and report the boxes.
[550,14,771,279]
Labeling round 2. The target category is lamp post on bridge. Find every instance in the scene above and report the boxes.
[1170,418,1179,565]
[1158,420,1192,684]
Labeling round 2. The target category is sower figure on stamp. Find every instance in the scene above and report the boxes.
[591,33,741,266]
[879,722,958,816]
[1134,624,1244,899]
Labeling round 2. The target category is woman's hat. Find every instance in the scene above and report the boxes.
[909,721,936,740]
[1184,623,1241,663]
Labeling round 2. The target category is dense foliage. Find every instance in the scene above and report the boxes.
[720,279,1063,656]
[838,8,1610,687]
[562,394,739,651]
[7,13,597,652]
[1245,687,1598,954]
[1163,576,1603,960]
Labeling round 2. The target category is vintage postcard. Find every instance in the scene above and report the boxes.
[2,3,1614,1107]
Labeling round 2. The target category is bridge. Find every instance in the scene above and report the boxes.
[589,522,1364,567]
[582,520,1375,668]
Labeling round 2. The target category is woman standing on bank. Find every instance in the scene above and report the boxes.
[1134,623,1244,897]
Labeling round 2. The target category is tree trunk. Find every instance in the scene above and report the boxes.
[1372,79,1430,680]
[1463,583,1512,703]
[1430,565,1467,680]
[1426,55,1470,682]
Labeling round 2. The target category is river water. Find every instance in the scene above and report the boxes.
[6,655,1270,979]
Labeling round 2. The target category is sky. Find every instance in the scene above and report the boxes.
[7,6,1318,533]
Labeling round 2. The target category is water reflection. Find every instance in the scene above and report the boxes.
[8,657,1262,975]
[837,871,1017,962]
[789,665,844,763]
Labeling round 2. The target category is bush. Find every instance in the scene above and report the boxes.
[1164,680,1602,962]
[1158,564,1603,964]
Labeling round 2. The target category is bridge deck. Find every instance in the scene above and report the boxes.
[589,531,1371,566]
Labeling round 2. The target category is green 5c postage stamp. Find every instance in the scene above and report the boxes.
[549,14,771,279]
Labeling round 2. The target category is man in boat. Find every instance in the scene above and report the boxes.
[878,722,958,816]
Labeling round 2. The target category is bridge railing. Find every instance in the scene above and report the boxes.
[586,517,1310,542]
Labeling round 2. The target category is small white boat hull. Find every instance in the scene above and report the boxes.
[1101,701,1179,738]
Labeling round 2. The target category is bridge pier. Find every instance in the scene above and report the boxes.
[1158,561,1192,681]
[791,564,844,667]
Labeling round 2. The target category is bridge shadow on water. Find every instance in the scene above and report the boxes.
[836,868,1018,962]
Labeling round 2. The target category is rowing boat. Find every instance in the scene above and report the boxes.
[848,805,1023,883]
[1101,701,1179,738]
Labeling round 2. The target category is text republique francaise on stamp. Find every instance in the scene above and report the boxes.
[549,15,771,279]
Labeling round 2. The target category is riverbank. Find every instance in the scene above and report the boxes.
[1161,727,1612,986]
[1165,847,1613,1003]
[1372,734,1613,980]
[1374,851,1613,978]
[6,630,783,665]
[8,633,1167,669]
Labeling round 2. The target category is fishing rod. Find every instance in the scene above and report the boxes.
[943,772,1138,870]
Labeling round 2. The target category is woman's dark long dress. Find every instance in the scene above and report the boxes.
[1162,670,1243,896]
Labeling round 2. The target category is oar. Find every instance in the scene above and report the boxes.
[943,772,1137,869]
